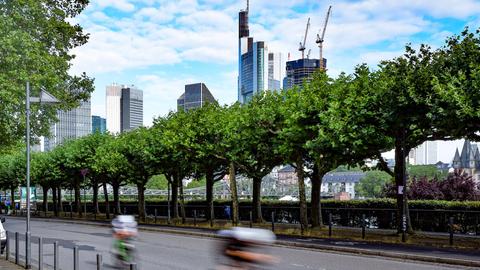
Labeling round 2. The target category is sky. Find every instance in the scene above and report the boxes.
[69,0,480,162]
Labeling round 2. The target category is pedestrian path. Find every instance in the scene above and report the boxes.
[0,258,23,269]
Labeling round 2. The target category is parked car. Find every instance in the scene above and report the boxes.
[0,217,6,254]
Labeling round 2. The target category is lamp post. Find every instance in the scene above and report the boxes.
[80,169,88,217]
[26,82,59,269]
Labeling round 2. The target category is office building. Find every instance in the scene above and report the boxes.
[92,115,106,133]
[106,84,122,133]
[106,83,143,133]
[237,3,281,103]
[409,141,438,165]
[177,83,216,112]
[268,52,284,91]
[284,58,326,90]
[44,99,91,151]
[121,86,143,132]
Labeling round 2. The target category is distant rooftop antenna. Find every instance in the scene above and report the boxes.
[246,0,249,12]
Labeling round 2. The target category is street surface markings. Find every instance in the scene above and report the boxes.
[332,241,356,246]
[290,263,326,269]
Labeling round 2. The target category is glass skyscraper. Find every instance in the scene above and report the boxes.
[177,83,216,112]
[237,3,281,103]
[92,115,106,133]
[44,99,91,151]
[284,58,327,90]
[121,86,143,132]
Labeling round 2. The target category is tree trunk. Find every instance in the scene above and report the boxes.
[74,179,81,216]
[57,188,62,213]
[10,187,15,214]
[296,159,308,228]
[52,187,58,217]
[252,176,263,223]
[102,181,110,219]
[394,139,412,233]
[310,164,324,228]
[229,163,239,225]
[137,181,146,222]
[179,176,186,224]
[205,170,214,222]
[171,177,179,220]
[42,186,48,214]
[112,182,120,215]
[92,181,99,214]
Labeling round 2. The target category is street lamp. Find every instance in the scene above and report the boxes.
[80,169,88,218]
[26,82,59,269]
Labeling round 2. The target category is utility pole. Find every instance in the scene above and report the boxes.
[26,82,31,269]
[25,83,59,269]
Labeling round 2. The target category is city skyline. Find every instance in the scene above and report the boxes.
[70,1,480,124]
[68,0,480,161]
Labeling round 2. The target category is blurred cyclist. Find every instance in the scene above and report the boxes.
[112,215,138,268]
[216,227,277,270]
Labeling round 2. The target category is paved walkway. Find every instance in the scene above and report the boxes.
[0,258,23,269]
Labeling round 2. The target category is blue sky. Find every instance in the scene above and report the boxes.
[70,0,480,132]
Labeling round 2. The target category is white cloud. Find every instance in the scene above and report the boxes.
[70,0,480,121]
[136,74,202,125]
[95,0,135,12]
[358,50,404,65]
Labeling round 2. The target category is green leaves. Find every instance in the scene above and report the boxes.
[0,0,93,151]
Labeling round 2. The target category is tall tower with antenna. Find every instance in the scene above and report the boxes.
[238,1,282,103]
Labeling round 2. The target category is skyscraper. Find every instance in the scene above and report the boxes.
[106,83,143,133]
[284,58,326,90]
[268,52,284,91]
[106,84,122,133]
[237,2,280,103]
[177,83,216,112]
[121,86,143,132]
[92,115,106,133]
[44,99,91,151]
[409,141,438,165]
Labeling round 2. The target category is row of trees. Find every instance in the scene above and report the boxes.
[2,28,480,230]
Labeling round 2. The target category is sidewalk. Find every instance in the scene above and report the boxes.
[0,258,23,269]
[15,216,480,268]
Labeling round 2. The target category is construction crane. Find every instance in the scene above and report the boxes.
[316,5,332,70]
[298,17,311,59]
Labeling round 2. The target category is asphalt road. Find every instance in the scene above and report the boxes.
[3,219,473,270]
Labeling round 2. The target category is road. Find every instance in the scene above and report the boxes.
[3,218,472,270]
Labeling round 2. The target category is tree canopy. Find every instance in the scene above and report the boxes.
[0,0,94,150]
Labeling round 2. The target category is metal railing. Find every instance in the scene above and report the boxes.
[3,231,137,270]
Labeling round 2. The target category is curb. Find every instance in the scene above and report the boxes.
[12,216,480,268]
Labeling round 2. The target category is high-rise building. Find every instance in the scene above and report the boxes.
[409,141,438,165]
[283,58,326,90]
[237,3,280,103]
[121,86,143,132]
[92,115,106,133]
[106,84,143,133]
[106,84,122,133]
[44,99,91,151]
[177,83,216,112]
[268,52,283,91]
